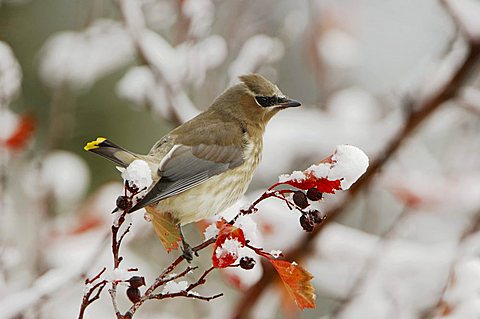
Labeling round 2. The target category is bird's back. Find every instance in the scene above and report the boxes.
[144,107,264,224]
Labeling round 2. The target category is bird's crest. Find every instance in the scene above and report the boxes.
[239,74,278,97]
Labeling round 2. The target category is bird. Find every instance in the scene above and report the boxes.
[84,73,301,259]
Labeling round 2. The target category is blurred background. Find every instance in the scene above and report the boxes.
[1,0,480,318]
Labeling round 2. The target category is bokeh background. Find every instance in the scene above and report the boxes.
[1,0,480,318]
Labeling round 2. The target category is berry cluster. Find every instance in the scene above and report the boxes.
[115,182,145,212]
[292,188,325,232]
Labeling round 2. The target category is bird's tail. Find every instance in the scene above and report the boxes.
[84,137,138,168]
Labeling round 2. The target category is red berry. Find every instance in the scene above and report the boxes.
[239,257,256,270]
[306,188,323,201]
[293,191,309,209]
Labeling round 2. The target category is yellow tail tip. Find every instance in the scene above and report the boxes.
[84,137,107,151]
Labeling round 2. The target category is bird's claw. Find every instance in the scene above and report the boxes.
[182,244,194,263]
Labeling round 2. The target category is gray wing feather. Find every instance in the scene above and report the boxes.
[129,144,243,212]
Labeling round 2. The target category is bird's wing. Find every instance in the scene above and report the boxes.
[130,143,244,212]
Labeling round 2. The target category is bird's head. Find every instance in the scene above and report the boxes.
[211,74,301,128]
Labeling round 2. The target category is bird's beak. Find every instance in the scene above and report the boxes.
[277,98,301,108]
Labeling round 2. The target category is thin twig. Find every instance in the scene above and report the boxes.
[420,210,480,319]
[78,279,108,319]
[331,208,412,317]
[115,0,198,125]
[109,285,123,319]
[124,237,217,317]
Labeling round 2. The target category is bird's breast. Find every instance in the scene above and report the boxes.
[154,137,263,225]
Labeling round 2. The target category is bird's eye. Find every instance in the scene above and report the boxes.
[255,96,279,107]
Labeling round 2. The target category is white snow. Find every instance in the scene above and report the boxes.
[203,222,219,239]
[143,0,177,31]
[308,222,456,319]
[121,159,153,191]
[270,250,282,259]
[38,151,90,207]
[328,88,381,123]
[278,170,306,183]
[439,258,480,319]
[328,145,369,190]
[83,282,94,296]
[178,35,227,87]
[182,0,214,38]
[278,144,369,190]
[0,41,22,106]
[105,268,131,282]
[234,214,259,245]
[162,280,189,294]
[317,29,358,68]
[306,163,331,180]
[0,268,78,318]
[118,31,225,122]
[228,35,284,82]
[38,19,134,91]
[139,29,184,86]
[445,0,480,40]
[0,108,19,140]
[215,238,243,259]
[116,66,159,109]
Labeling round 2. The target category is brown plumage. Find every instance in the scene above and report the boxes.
[85,73,300,252]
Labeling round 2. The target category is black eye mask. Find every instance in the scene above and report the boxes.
[255,95,288,107]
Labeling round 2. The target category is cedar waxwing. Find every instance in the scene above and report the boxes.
[84,74,301,258]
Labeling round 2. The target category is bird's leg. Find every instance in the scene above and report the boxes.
[178,224,196,262]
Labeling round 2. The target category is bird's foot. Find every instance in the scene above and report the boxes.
[181,243,194,263]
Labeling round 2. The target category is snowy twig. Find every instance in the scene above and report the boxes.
[122,238,217,318]
[149,267,221,301]
[421,210,480,318]
[78,267,108,319]
[109,285,123,319]
[331,208,413,317]
[231,3,480,318]
[78,280,108,319]
[115,0,198,125]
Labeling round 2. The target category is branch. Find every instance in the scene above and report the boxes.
[115,0,198,125]
[420,209,480,318]
[124,238,217,317]
[231,6,480,319]
[78,280,108,319]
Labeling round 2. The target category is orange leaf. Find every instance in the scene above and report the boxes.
[146,206,181,252]
[212,222,246,268]
[270,260,316,310]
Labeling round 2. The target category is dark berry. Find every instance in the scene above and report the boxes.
[306,188,323,201]
[126,287,141,303]
[293,191,309,209]
[300,214,314,232]
[239,257,256,270]
[128,276,146,288]
[310,210,325,224]
[116,196,130,210]
[125,182,139,194]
